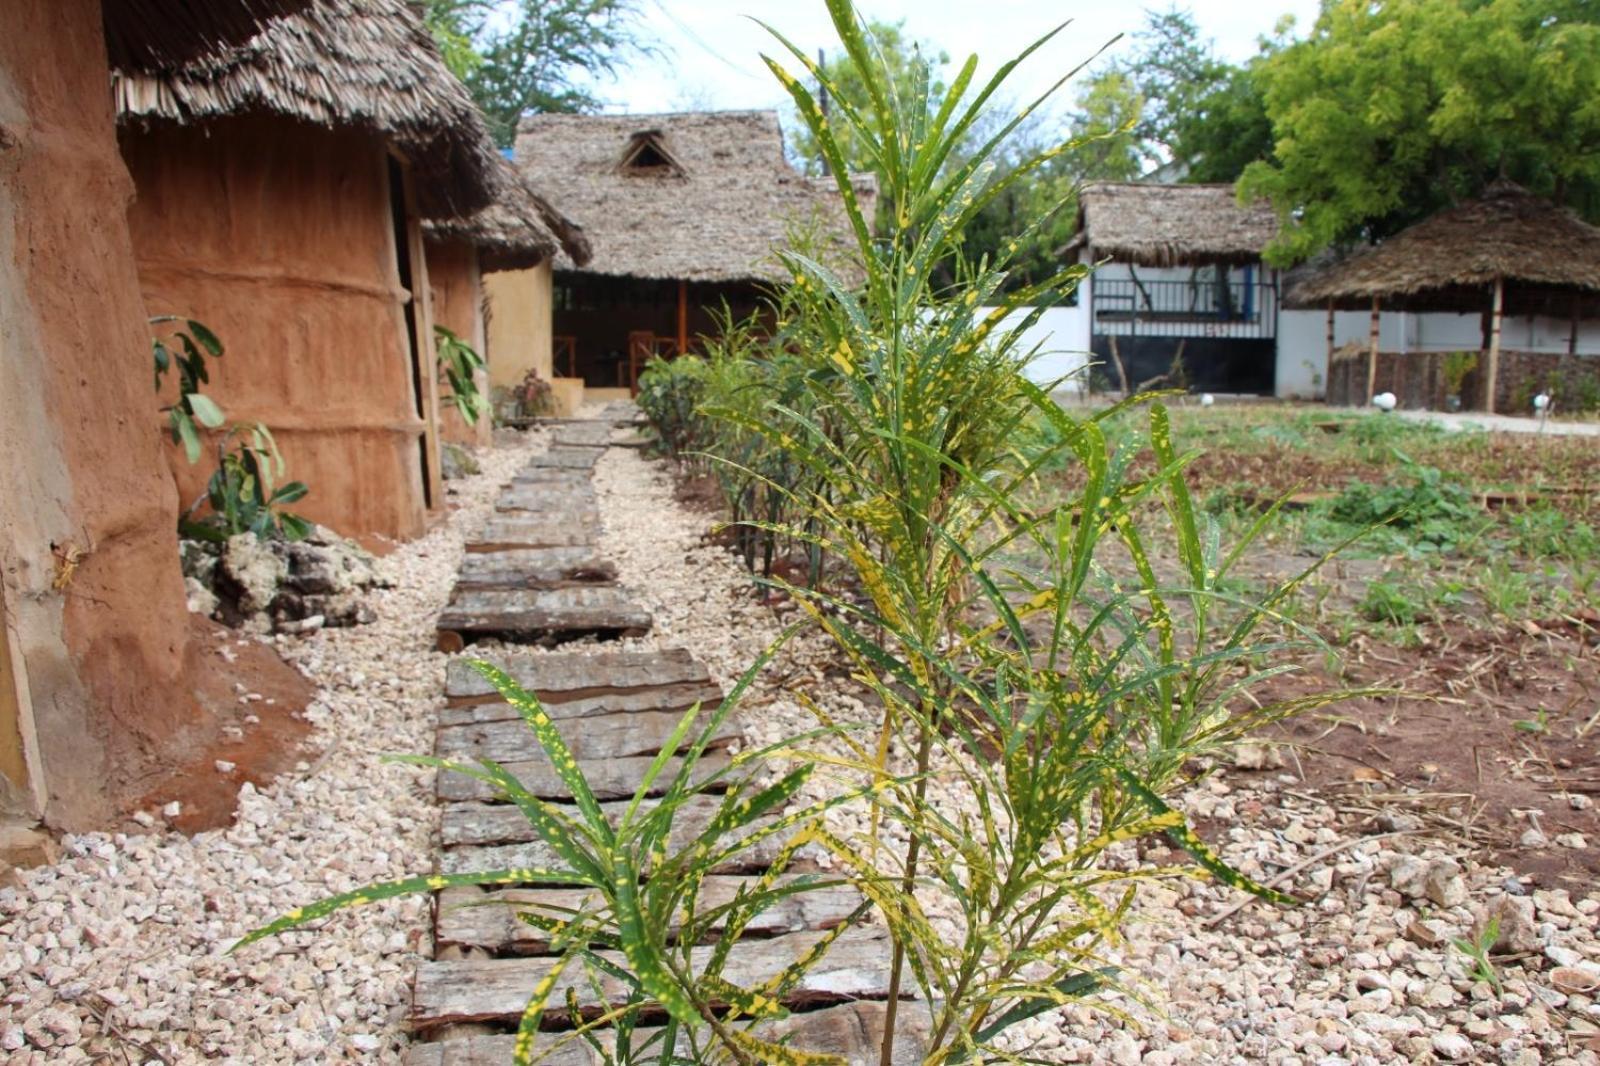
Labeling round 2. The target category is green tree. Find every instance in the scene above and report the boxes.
[1077,7,1277,183]
[423,0,647,146]
[1241,0,1600,264]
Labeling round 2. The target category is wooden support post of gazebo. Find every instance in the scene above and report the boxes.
[676,279,689,357]
[1485,275,1504,413]
[1326,300,1335,369]
[1366,296,1380,402]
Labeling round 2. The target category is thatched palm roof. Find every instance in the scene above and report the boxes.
[424,154,594,273]
[1286,183,1600,314]
[103,0,311,68]
[513,110,875,283]
[1066,183,1279,267]
[111,0,496,219]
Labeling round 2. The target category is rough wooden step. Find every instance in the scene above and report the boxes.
[435,708,736,766]
[440,792,765,850]
[437,751,728,804]
[438,680,725,727]
[436,587,650,652]
[551,421,613,448]
[510,467,592,486]
[444,649,709,702]
[454,548,616,591]
[531,447,601,471]
[402,1000,927,1065]
[401,1001,926,1066]
[410,926,899,1031]
[494,488,597,515]
[434,876,863,954]
[466,516,595,552]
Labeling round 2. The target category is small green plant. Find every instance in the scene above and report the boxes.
[435,325,488,424]
[1321,463,1487,554]
[1513,708,1549,735]
[1451,917,1504,996]
[181,423,311,542]
[1439,350,1477,399]
[636,354,711,460]
[151,315,227,463]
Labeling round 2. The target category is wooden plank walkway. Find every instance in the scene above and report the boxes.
[436,411,651,651]
[414,405,919,1063]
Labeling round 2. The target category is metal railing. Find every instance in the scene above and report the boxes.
[1094,276,1278,339]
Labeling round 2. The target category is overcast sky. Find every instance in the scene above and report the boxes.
[594,1,1321,122]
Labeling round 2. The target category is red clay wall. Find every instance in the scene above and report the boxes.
[0,0,200,827]
[427,238,492,448]
[122,120,430,542]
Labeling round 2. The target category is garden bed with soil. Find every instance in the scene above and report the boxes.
[600,440,1600,1065]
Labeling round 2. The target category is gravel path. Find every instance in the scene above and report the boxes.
[0,429,547,1064]
[591,446,1600,1066]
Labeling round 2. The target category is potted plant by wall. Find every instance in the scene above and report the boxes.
[1440,350,1478,411]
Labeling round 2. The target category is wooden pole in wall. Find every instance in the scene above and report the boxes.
[1485,276,1504,413]
[1325,300,1335,373]
[1570,294,1581,356]
[676,279,689,357]
[1366,296,1380,403]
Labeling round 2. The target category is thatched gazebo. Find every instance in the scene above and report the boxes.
[1064,183,1283,394]
[513,110,873,396]
[113,0,499,540]
[424,155,592,442]
[1066,182,1280,267]
[1287,182,1600,412]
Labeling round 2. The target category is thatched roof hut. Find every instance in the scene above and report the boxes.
[1285,183,1600,316]
[513,110,874,282]
[1065,182,1279,267]
[111,0,497,218]
[425,154,593,273]
[102,0,310,68]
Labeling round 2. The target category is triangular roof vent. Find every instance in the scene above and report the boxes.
[618,129,685,176]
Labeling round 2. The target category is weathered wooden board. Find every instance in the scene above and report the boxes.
[435,708,736,765]
[434,875,863,954]
[444,649,709,702]
[441,792,763,850]
[401,1001,929,1066]
[436,586,650,645]
[510,467,592,486]
[454,547,615,591]
[438,680,724,726]
[494,488,597,515]
[467,516,594,552]
[552,421,613,448]
[437,750,727,803]
[531,447,601,470]
[411,926,898,1029]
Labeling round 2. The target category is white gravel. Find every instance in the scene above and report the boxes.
[0,429,548,1064]
[591,445,1600,1066]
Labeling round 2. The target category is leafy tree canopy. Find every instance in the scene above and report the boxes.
[424,0,646,146]
[1241,0,1600,264]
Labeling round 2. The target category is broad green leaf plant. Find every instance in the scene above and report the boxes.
[180,423,312,543]
[436,324,490,424]
[151,315,227,463]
